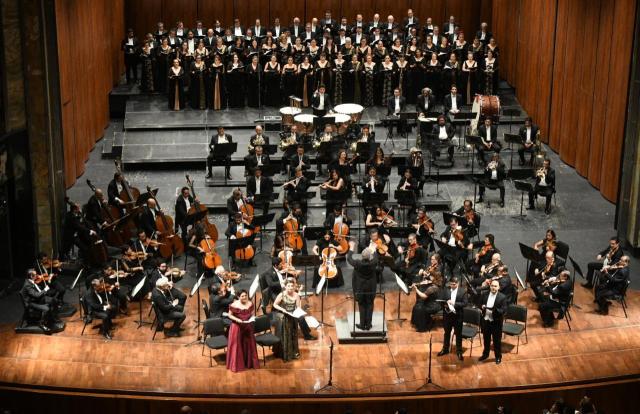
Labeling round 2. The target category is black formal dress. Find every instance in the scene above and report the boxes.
[189,62,208,109]
[411,282,441,332]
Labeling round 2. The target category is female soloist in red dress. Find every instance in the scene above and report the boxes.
[225,290,260,372]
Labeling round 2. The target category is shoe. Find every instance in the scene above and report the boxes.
[601,307,609,315]
[478,354,490,362]
[581,282,593,289]
[495,357,502,365]
[39,323,52,334]
[437,349,449,357]
[457,352,464,361]
[205,172,212,179]
[356,323,365,330]
[477,197,484,203]
[103,332,112,340]
[226,173,232,180]
[518,160,524,166]
[545,208,550,215]
[365,324,372,331]
[165,330,179,337]
[304,335,318,340]
[500,200,505,208]
[526,205,535,210]
[293,353,301,359]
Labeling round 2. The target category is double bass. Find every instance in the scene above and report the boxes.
[86,180,127,247]
[66,197,108,266]
[185,175,219,241]
[145,186,184,258]
[114,159,141,211]
[333,206,350,255]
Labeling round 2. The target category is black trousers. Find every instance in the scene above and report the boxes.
[479,181,505,201]
[164,310,186,332]
[442,313,463,352]
[476,142,502,163]
[481,318,503,358]
[29,303,51,323]
[356,293,375,327]
[528,185,554,210]
[124,54,138,82]
[94,309,115,333]
[207,153,231,175]
[539,297,562,325]
[518,145,535,163]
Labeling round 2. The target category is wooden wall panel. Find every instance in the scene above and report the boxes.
[374,0,412,23]
[342,0,370,21]
[233,0,270,28]
[161,0,197,27]
[305,0,342,22]
[57,0,125,188]
[445,0,482,36]
[125,0,162,37]
[269,0,306,27]
[411,1,446,28]
[197,0,234,27]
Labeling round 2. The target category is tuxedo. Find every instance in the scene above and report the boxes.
[362,174,385,194]
[203,36,216,49]
[480,290,507,359]
[476,125,502,162]
[386,95,406,115]
[289,153,311,174]
[476,30,493,44]
[121,36,139,82]
[151,287,186,333]
[245,153,271,175]
[443,22,458,35]
[443,93,463,113]
[528,167,556,212]
[478,160,506,203]
[347,251,379,328]
[430,123,455,160]
[284,176,310,202]
[323,212,352,229]
[595,267,629,311]
[290,25,302,38]
[539,278,572,325]
[139,205,158,237]
[207,134,234,176]
[586,245,624,286]
[107,179,126,207]
[253,26,266,38]
[174,195,193,234]
[440,286,468,353]
[85,195,108,228]
[83,289,116,334]
[517,124,540,163]
[312,92,332,116]
[246,175,273,198]
[416,94,435,113]
[193,27,207,39]
[403,17,420,31]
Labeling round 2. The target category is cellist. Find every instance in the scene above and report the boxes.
[312,230,344,288]
[282,203,307,254]
[225,212,256,266]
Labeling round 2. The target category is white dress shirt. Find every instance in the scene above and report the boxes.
[525,127,532,143]
[182,196,191,211]
[448,288,458,313]
[255,177,261,195]
[484,291,497,321]
[394,97,401,114]
[451,94,458,111]
[318,94,325,110]
[439,126,448,140]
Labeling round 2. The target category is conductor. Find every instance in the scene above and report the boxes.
[347,241,378,331]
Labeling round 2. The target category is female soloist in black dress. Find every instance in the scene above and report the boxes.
[189,55,208,109]
[245,55,262,108]
[226,53,246,108]
[167,59,186,110]
[208,54,226,110]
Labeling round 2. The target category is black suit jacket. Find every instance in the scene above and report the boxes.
[311,92,332,111]
[246,154,271,172]
[290,25,303,38]
[246,176,273,197]
[598,246,624,265]
[361,175,385,193]
[387,96,406,115]
[443,94,463,112]
[208,134,234,151]
[416,94,435,113]
[535,167,556,190]
[431,124,455,139]
[403,17,420,30]
[21,280,47,304]
[285,176,310,200]
[478,125,498,143]
[86,196,107,227]
[174,195,194,227]
[483,161,506,182]
[226,197,242,218]
[289,154,311,172]
[263,267,283,298]
[518,125,540,144]
[480,291,508,322]
[323,212,353,229]
[107,179,123,206]
[440,287,468,318]
[347,251,378,297]
[604,267,629,292]
[152,288,181,315]
[139,206,158,237]
[83,289,109,313]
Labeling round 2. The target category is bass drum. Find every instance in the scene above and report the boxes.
[479,95,500,119]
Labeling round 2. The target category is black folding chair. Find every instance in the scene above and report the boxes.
[254,314,281,366]
[202,318,228,367]
[150,302,166,340]
[79,297,96,336]
[457,307,482,357]
[611,280,631,318]
[502,304,528,353]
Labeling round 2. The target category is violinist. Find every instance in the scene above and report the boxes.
[474,265,513,306]
[527,158,556,215]
[438,217,469,274]
[244,145,271,177]
[595,255,630,315]
[417,253,445,282]
[21,269,61,333]
[533,228,557,254]
[84,278,117,340]
[365,205,398,235]
[532,250,566,301]
[327,149,355,184]
[410,261,443,332]
[454,199,478,238]
[209,281,235,326]
[131,229,158,267]
[478,153,506,207]
[174,186,194,241]
[362,166,385,194]
[206,126,233,180]
[283,167,309,204]
[119,246,146,298]
[396,233,427,285]
[148,261,187,304]
[412,208,435,250]
[538,270,572,327]
[35,252,66,303]
[312,230,344,288]
[86,266,130,315]
[467,234,499,277]
[139,198,160,238]
[583,236,624,289]
[289,145,311,177]
[151,277,186,337]
[107,172,128,214]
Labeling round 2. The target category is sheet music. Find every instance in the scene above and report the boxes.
[394,273,409,295]
[305,315,320,329]
[291,307,307,318]
[131,275,147,298]
[315,276,327,295]
[249,274,260,299]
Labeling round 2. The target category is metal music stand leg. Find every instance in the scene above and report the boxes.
[319,281,334,327]
[416,334,445,391]
[135,298,152,329]
[388,288,407,324]
[184,285,204,346]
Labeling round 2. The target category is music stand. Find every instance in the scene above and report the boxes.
[212,142,238,185]
[452,111,475,146]
[502,108,521,135]
[228,233,257,267]
[389,273,409,324]
[513,180,533,218]
[465,135,483,176]
[504,133,523,177]
[253,192,278,214]
[394,190,416,226]
[257,164,279,178]
[292,255,322,306]
[262,144,278,156]
[387,226,414,239]
[400,112,417,146]
[184,273,206,347]
[518,242,543,286]
[382,115,399,147]
[252,213,276,251]
[568,256,584,308]
[131,275,152,328]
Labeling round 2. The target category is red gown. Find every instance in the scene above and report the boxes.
[226,303,260,372]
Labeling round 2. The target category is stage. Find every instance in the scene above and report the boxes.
[1,284,638,398]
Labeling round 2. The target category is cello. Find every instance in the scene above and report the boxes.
[114,159,141,211]
[86,180,127,247]
[283,213,304,251]
[200,234,223,270]
[145,186,184,258]
[237,188,259,233]
[230,223,255,262]
[185,174,219,241]
[332,206,350,255]
[318,246,338,279]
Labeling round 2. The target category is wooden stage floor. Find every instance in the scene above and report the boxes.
[1,285,639,398]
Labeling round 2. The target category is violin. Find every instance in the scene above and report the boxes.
[33,273,53,284]
[453,228,465,244]
[416,216,434,235]
[283,213,304,251]
[200,235,223,270]
[41,258,63,269]
[146,185,184,258]
[373,238,389,255]
[319,246,338,279]
[464,209,476,225]
[377,208,397,227]
[404,243,417,267]
[105,268,130,279]
[219,270,242,283]
[476,243,492,263]
[168,267,186,281]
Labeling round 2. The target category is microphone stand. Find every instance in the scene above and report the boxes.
[416,334,445,391]
[316,336,339,393]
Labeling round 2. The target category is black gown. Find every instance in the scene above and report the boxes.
[408,57,427,102]
[208,63,226,110]
[246,63,262,108]
[361,63,376,107]
[344,61,361,104]
[226,63,246,108]
[461,60,479,104]
[332,60,347,105]
[281,65,299,105]
[263,62,281,107]
[167,67,186,110]
[425,61,442,100]
[139,51,155,93]
[298,64,315,107]
[156,46,174,93]
[314,61,331,90]
[189,62,208,109]
[442,62,460,94]
[410,282,441,332]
